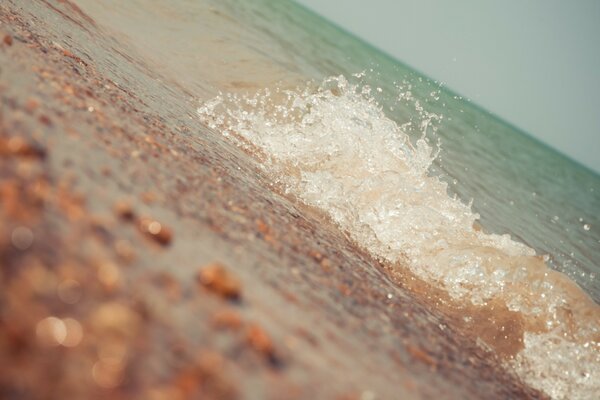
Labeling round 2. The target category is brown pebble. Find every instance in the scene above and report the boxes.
[338,283,352,296]
[113,200,135,221]
[138,217,172,245]
[308,250,324,262]
[245,323,274,357]
[38,115,52,126]
[212,309,243,330]
[24,97,40,113]
[152,272,181,301]
[256,219,269,235]
[406,345,437,370]
[0,136,46,159]
[114,239,136,263]
[90,302,141,338]
[198,263,241,300]
[141,191,157,204]
[3,34,12,46]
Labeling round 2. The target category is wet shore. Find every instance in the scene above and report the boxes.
[0,2,545,399]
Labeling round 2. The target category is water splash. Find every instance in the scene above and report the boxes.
[198,75,599,399]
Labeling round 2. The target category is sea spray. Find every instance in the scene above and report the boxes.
[198,75,599,399]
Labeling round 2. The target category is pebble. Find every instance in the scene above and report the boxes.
[212,309,243,330]
[246,323,275,358]
[113,199,135,221]
[138,217,173,245]
[198,262,241,300]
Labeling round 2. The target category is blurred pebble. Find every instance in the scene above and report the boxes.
[61,318,83,347]
[36,316,67,347]
[57,279,82,304]
[11,226,33,250]
[92,360,124,389]
[138,217,172,245]
[198,263,241,300]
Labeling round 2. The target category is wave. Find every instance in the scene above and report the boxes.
[197,75,600,399]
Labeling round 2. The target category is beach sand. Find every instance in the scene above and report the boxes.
[0,2,545,399]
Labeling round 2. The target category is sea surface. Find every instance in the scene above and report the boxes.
[74,1,600,398]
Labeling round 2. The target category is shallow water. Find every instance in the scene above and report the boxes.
[74,1,600,398]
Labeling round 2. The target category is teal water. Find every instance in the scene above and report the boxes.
[73,1,600,398]
[224,0,600,299]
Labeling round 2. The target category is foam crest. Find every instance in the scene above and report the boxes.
[198,76,599,399]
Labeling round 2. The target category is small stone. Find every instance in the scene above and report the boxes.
[152,272,181,301]
[24,97,40,113]
[114,239,136,263]
[406,345,437,370]
[198,263,241,300]
[113,200,135,221]
[36,316,67,346]
[212,309,243,330]
[338,283,352,296]
[38,115,52,126]
[92,360,124,389]
[141,191,157,204]
[245,323,282,366]
[11,226,34,250]
[90,302,140,338]
[57,279,82,304]
[97,261,121,291]
[61,318,84,347]
[0,136,46,159]
[138,217,172,245]
[3,34,12,46]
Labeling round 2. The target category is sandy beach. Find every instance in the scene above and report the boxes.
[0,2,548,399]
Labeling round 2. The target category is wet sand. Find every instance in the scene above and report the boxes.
[0,2,545,399]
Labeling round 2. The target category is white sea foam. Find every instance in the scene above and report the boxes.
[198,75,600,399]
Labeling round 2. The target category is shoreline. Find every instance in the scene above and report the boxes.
[0,2,545,399]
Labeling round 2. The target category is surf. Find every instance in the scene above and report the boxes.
[198,75,600,399]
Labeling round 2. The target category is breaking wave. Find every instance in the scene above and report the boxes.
[198,75,600,399]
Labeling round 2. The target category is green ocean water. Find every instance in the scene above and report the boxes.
[220,0,600,299]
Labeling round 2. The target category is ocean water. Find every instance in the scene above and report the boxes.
[75,0,600,398]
